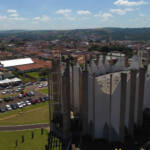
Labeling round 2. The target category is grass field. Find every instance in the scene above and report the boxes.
[0,129,48,150]
[26,72,41,79]
[39,88,48,95]
[18,75,34,83]
[0,102,49,126]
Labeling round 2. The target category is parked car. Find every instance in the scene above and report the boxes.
[9,89,14,94]
[2,91,7,95]
[6,105,12,111]
[6,86,12,89]
[25,100,31,106]
[22,93,26,97]
[35,99,41,103]
[0,87,4,90]
[40,97,46,102]
[43,84,48,87]
[16,88,21,92]
[39,84,43,88]
[30,91,35,96]
[0,107,6,113]
[25,82,33,86]
[11,104,18,110]
[18,94,23,99]
[4,97,10,102]
[34,81,40,85]
[26,92,32,97]
[44,96,49,101]
[30,99,36,104]
[17,102,23,108]
[9,96,14,101]
[0,99,3,103]
[20,101,26,107]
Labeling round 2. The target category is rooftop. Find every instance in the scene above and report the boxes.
[0,58,34,68]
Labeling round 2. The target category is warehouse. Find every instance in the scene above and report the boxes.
[0,58,34,68]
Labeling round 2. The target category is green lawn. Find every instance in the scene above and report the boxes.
[0,129,62,150]
[0,129,48,150]
[18,75,34,83]
[0,102,49,126]
[26,72,41,79]
[39,88,48,95]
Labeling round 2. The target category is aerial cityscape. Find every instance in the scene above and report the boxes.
[1,0,150,150]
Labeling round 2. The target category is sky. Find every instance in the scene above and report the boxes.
[0,0,150,30]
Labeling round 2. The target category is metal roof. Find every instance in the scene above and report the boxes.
[0,78,21,84]
[0,58,34,68]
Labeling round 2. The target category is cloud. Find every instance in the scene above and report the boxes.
[56,9,72,15]
[33,15,50,22]
[95,12,113,20]
[114,0,147,7]
[77,10,91,15]
[110,8,133,15]
[139,13,145,17]
[8,17,26,21]
[9,13,19,17]
[0,16,7,20]
[7,9,17,13]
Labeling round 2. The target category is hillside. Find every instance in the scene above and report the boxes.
[0,28,150,41]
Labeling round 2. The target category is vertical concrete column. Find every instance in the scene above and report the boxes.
[62,61,71,139]
[137,68,146,127]
[79,69,83,115]
[71,65,74,111]
[82,69,89,135]
[109,74,112,142]
[120,73,127,143]
[128,70,137,137]
[92,73,96,138]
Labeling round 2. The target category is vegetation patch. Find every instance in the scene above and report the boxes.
[0,102,49,126]
[0,129,48,150]
[26,72,41,79]
[39,88,48,95]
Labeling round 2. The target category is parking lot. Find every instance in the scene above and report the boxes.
[0,81,49,113]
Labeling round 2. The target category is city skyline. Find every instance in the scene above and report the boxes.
[0,0,150,30]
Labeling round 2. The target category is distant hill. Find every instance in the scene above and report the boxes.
[0,28,150,41]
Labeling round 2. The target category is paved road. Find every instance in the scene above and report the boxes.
[0,123,49,131]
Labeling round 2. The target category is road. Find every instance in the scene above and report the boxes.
[0,123,49,131]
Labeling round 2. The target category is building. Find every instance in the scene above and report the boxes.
[49,55,150,149]
[0,58,34,68]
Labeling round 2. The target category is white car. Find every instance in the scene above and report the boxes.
[39,84,43,88]
[20,101,26,107]
[25,100,31,106]
[6,105,12,111]
[43,84,48,87]
[2,91,7,95]
[17,102,23,108]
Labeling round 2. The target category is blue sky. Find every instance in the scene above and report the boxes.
[0,0,150,30]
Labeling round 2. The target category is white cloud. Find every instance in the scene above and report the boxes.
[33,17,40,21]
[7,9,17,13]
[139,13,145,16]
[0,16,7,20]
[9,13,19,17]
[8,17,26,21]
[33,15,50,22]
[56,9,72,15]
[114,0,147,7]
[95,12,113,20]
[41,15,51,21]
[77,10,91,15]
[110,8,133,15]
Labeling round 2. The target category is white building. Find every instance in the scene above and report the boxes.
[0,58,34,68]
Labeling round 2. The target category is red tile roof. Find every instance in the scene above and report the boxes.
[15,59,52,71]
